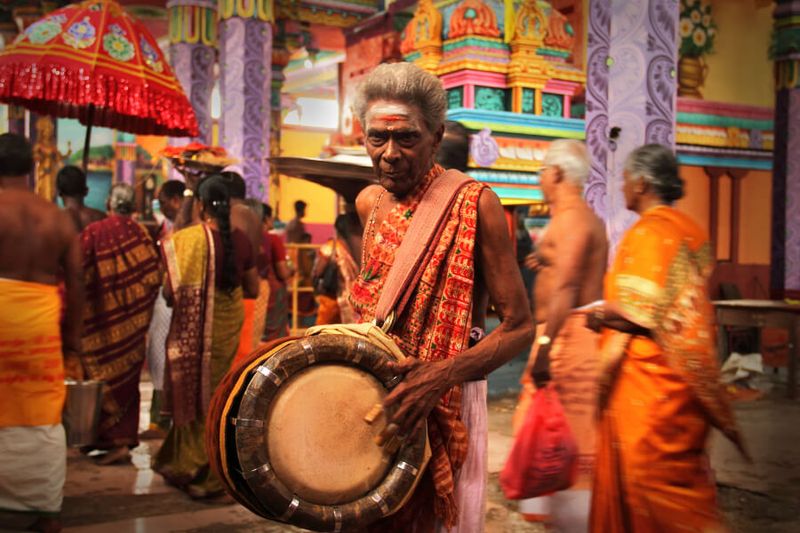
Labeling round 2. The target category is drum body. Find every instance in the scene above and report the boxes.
[207,333,428,532]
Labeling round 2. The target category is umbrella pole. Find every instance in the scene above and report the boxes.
[82,104,95,172]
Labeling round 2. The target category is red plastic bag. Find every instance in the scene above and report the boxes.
[500,384,578,499]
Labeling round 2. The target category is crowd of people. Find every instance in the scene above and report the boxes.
[0,61,745,533]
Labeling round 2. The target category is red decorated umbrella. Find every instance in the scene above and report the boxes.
[0,0,198,169]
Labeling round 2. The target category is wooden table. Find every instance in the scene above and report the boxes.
[714,299,800,399]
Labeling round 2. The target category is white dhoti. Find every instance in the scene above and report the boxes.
[0,425,66,513]
[440,379,488,533]
[146,291,172,390]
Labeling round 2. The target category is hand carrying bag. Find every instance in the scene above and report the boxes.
[500,384,578,499]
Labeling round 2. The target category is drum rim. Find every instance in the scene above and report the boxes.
[231,333,428,532]
[214,338,297,517]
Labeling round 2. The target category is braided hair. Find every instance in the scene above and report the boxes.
[198,174,238,291]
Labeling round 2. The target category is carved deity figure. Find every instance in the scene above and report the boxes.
[449,0,501,39]
[512,0,548,47]
[400,0,442,55]
[33,116,59,202]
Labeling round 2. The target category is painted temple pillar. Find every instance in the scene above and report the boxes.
[584,0,678,247]
[114,132,137,186]
[218,0,273,200]
[770,0,800,298]
[166,0,217,145]
[268,17,293,203]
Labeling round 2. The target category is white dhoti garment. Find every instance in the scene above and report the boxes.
[440,379,488,533]
[0,425,66,513]
[146,291,172,390]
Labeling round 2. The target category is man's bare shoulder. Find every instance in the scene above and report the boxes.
[84,206,106,221]
[550,204,603,234]
[355,184,385,222]
[0,190,75,241]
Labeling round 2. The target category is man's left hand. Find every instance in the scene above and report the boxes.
[379,358,452,446]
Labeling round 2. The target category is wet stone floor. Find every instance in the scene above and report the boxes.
[2,377,799,532]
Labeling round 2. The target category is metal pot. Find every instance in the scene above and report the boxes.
[62,379,104,447]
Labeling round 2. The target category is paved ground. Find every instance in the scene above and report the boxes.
[1,356,798,532]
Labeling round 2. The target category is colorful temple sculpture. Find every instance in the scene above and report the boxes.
[399,0,586,206]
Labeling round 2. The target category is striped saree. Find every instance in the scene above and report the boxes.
[81,215,161,449]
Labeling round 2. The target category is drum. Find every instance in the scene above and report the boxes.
[207,331,429,532]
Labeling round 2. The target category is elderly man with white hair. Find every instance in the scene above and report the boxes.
[516,139,609,532]
[350,61,534,532]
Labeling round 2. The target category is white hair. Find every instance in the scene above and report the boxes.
[543,139,590,188]
[353,62,447,134]
[109,183,135,215]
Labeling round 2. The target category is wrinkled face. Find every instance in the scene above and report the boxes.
[364,99,442,198]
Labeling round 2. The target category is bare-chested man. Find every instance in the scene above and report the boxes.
[56,165,106,232]
[0,134,84,533]
[519,139,608,532]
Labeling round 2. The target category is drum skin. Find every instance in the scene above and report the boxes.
[206,333,429,532]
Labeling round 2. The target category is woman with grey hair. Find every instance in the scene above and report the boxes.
[107,183,136,215]
[584,144,746,531]
[79,182,162,465]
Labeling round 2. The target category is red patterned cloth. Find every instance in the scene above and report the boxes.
[81,215,161,448]
[350,164,487,528]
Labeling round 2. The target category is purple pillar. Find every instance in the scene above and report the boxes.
[585,0,678,248]
[219,0,272,200]
[114,132,136,186]
[770,0,800,298]
[167,0,216,149]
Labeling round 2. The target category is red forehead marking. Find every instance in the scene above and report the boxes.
[377,114,404,122]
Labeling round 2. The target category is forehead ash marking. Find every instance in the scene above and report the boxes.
[366,102,424,130]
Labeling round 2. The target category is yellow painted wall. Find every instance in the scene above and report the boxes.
[702,0,774,107]
[738,169,771,264]
[276,128,336,225]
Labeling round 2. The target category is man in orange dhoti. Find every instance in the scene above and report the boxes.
[586,144,746,532]
[80,184,161,464]
[516,140,608,531]
[0,134,84,532]
[349,62,533,532]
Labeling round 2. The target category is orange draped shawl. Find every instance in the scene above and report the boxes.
[350,164,486,528]
[591,206,745,532]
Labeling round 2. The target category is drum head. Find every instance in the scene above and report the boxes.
[217,333,429,532]
[267,364,391,504]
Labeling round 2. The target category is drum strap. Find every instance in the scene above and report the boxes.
[375,169,474,330]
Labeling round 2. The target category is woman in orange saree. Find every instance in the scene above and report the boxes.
[586,145,747,532]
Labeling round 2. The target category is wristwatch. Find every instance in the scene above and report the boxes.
[537,335,552,346]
